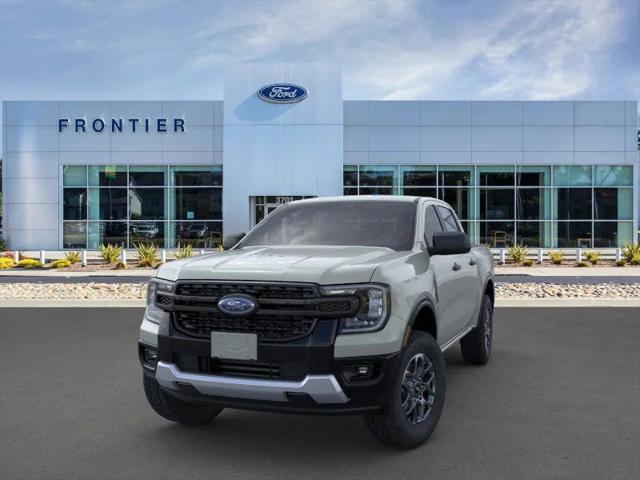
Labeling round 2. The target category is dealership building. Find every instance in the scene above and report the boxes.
[1,63,638,250]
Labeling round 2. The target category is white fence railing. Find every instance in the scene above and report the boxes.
[489,248,624,264]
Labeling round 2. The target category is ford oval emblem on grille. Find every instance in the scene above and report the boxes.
[217,295,257,316]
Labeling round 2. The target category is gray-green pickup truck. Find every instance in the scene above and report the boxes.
[139,196,494,448]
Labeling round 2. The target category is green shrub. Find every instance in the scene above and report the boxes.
[615,259,626,267]
[547,250,564,265]
[17,258,43,268]
[621,243,640,264]
[522,259,534,267]
[99,243,122,264]
[507,244,528,264]
[0,257,15,269]
[50,259,71,269]
[631,258,640,266]
[216,244,225,252]
[174,243,193,259]
[576,260,589,268]
[136,243,158,267]
[65,251,81,265]
[584,250,600,265]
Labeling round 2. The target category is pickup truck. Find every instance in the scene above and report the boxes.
[139,196,494,448]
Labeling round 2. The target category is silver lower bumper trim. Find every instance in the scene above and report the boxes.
[155,361,349,404]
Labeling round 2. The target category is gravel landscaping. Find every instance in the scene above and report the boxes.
[0,281,638,300]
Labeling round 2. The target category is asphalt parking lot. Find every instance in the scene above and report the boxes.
[1,307,638,480]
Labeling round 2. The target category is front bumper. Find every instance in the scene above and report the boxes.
[155,361,348,404]
[141,316,400,414]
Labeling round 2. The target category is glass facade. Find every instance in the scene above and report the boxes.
[343,164,634,247]
[62,165,222,249]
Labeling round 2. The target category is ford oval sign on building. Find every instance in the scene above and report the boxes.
[257,83,308,104]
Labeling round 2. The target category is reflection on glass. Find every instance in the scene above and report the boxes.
[343,165,358,186]
[358,187,396,195]
[517,188,550,220]
[88,222,128,248]
[553,165,591,186]
[437,166,472,186]
[594,165,632,186]
[556,188,591,220]
[517,222,551,248]
[63,188,87,220]
[439,188,471,219]
[517,166,550,186]
[480,222,514,247]
[594,188,632,220]
[343,187,358,196]
[478,166,514,186]
[129,188,164,220]
[172,188,221,220]
[171,166,222,186]
[172,222,222,248]
[594,222,633,247]
[89,188,128,220]
[63,222,87,248]
[400,166,436,186]
[557,222,592,248]
[403,187,436,197]
[359,165,396,187]
[130,222,164,246]
[63,166,87,187]
[88,165,127,187]
[129,166,165,186]
[480,189,514,220]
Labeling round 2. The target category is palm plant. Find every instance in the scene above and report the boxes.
[507,243,528,265]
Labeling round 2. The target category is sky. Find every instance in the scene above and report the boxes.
[0,0,638,149]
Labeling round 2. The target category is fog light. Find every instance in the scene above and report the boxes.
[142,346,158,369]
[342,364,376,383]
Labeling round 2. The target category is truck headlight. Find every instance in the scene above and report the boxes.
[145,278,174,324]
[321,284,390,334]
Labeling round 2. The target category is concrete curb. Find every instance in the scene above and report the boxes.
[495,298,640,308]
[0,299,146,308]
[1,298,639,308]
[496,267,640,277]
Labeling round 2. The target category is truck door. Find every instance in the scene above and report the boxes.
[424,204,479,345]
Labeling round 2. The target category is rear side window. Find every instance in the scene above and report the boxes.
[424,205,444,246]
[436,206,460,232]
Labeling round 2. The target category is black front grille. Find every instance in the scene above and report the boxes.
[161,281,359,342]
[174,310,316,341]
[174,353,282,379]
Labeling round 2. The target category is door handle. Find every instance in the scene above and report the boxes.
[469,259,477,266]
[452,262,461,271]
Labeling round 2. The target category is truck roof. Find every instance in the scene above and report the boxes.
[291,195,431,205]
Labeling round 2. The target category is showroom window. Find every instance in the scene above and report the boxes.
[343,164,634,247]
[62,165,223,249]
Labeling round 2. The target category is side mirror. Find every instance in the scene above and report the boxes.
[427,231,471,255]
[223,232,245,250]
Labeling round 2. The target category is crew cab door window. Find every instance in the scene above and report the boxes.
[424,205,444,246]
[436,206,460,232]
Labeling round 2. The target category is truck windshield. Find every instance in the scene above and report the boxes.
[240,200,417,251]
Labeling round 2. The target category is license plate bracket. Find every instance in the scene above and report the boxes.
[211,332,257,361]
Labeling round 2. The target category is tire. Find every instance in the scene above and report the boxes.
[364,331,446,449]
[143,374,223,426]
[460,294,493,365]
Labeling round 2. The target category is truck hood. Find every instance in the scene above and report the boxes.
[156,246,405,284]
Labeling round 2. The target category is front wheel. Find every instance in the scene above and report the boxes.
[364,331,446,449]
[143,374,223,426]
[460,294,493,365]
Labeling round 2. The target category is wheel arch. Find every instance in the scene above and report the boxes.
[403,297,438,346]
